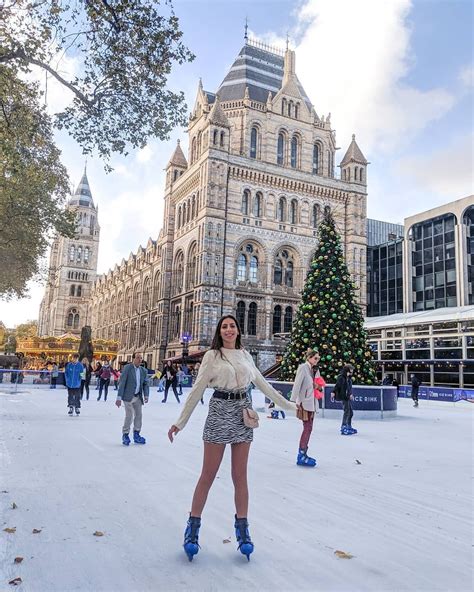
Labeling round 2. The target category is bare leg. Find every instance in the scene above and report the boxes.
[231,442,251,518]
[190,442,226,517]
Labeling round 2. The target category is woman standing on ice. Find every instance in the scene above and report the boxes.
[168,314,294,562]
[290,349,321,467]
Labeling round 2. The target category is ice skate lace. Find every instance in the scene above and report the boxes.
[235,521,252,545]
[185,520,200,545]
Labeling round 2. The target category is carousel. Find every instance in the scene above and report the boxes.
[16,333,119,369]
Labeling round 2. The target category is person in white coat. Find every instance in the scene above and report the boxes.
[290,349,321,467]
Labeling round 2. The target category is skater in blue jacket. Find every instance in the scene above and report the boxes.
[65,354,84,416]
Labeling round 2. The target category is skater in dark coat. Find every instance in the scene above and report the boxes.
[65,354,84,416]
[162,361,180,403]
[80,358,92,400]
[410,374,421,407]
[331,364,357,435]
[167,315,294,562]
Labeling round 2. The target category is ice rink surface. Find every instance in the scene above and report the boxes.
[1,386,472,592]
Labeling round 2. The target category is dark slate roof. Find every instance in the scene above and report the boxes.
[218,43,312,108]
[69,171,95,208]
[168,140,188,167]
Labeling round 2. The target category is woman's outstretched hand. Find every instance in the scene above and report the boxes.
[168,425,180,443]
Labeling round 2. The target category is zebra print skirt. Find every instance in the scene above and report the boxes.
[202,396,254,444]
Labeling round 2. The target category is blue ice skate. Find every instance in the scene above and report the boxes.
[347,426,358,434]
[183,516,201,561]
[296,448,317,467]
[234,515,254,560]
[279,410,286,419]
[133,431,146,444]
[122,433,130,446]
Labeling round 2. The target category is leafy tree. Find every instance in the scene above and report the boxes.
[1,0,194,162]
[280,211,376,384]
[0,66,75,299]
[15,320,38,340]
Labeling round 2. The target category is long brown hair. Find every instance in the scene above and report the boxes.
[210,315,242,356]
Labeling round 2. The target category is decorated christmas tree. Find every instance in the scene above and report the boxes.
[280,210,376,384]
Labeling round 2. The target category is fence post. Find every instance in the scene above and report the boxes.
[380,387,384,420]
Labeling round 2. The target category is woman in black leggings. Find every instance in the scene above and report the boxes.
[162,361,180,403]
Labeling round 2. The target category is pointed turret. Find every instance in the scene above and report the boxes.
[340,134,368,185]
[69,168,95,208]
[208,95,230,127]
[166,140,188,187]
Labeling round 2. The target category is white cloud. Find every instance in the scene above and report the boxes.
[265,0,457,157]
[136,145,154,163]
[459,64,474,89]
[395,132,474,199]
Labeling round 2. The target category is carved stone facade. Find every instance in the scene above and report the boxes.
[89,40,369,370]
[38,171,100,337]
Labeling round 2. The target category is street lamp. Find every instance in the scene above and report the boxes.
[181,332,192,363]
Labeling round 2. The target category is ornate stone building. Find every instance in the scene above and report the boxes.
[90,39,369,370]
[38,171,100,337]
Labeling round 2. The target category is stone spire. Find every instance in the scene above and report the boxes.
[208,95,230,127]
[168,140,188,168]
[340,134,368,166]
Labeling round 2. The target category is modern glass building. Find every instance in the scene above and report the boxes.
[365,306,474,388]
[367,219,404,247]
[464,205,474,304]
[367,239,404,317]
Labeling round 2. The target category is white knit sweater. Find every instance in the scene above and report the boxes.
[174,348,294,430]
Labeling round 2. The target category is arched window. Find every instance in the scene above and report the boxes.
[191,195,196,219]
[250,126,258,159]
[281,98,287,116]
[274,259,283,285]
[213,129,218,145]
[312,204,320,228]
[324,205,331,218]
[237,254,247,281]
[191,137,197,163]
[278,197,286,222]
[187,242,198,289]
[272,305,282,334]
[290,199,298,225]
[125,287,131,315]
[236,301,246,332]
[77,286,82,297]
[312,143,320,175]
[284,307,293,333]
[66,308,80,329]
[253,192,262,218]
[69,245,75,262]
[277,133,285,165]
[182,202,186,225]
[248,302,257,335]
[291,136,298,168]
[286,261,294,287]
[354,166,359,182]
[70,285,75,296]
[173,252,184,294]
[153,272,161,305]
[142,278,150,310]
[177,206,182,229]
[84,247,90,263]
[220,131,225,147]
[249,256,258,283]
[360,168,364,182]
[242,189,250,215]
[294,103,299,119]
[186,199,191,223]
[288,101,292,117]
[132,283,140,313]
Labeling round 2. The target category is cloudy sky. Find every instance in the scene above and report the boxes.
[1,0,473,327]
